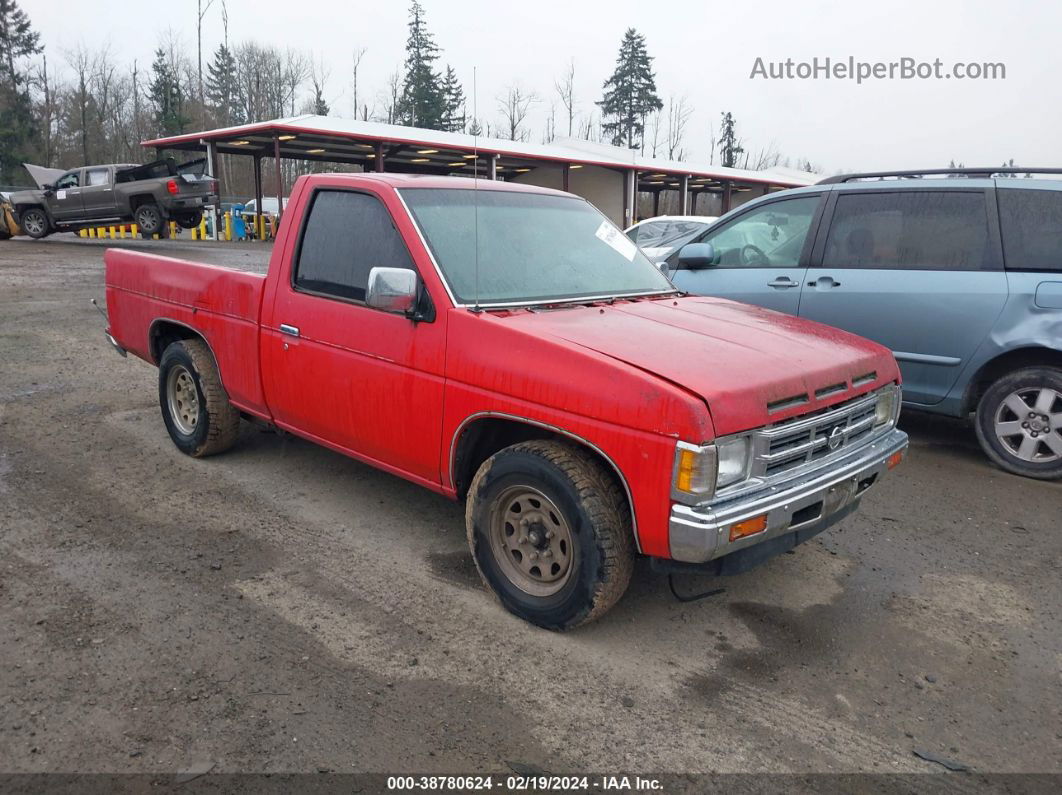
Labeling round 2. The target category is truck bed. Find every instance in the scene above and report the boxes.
[105,249,269,417]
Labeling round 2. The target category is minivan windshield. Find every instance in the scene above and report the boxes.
[400,188,674,305]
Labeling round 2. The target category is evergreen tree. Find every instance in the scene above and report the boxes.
[311,82,329,115]
[149,46,188,136]
[718,111,744,168]
[597,28,662,149]
[396,1,445,129]
[440,65,465,132]
[0,0,41,183]
[467,116,482,137]
[206,42,241,126]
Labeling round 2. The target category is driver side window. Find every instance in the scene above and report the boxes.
[701,195,820,268]
[55,171,80,190]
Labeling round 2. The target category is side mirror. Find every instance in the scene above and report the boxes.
[42,183,55,193]
[678,242,716,269]
[366,267,418,316]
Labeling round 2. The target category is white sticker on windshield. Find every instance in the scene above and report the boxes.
[595,221,638,262]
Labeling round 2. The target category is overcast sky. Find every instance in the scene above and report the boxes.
[31,0,1061,173]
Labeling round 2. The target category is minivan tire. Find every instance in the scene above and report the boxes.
[465,440,634,630]
[158,339,241,457]
[974,366,1062,480]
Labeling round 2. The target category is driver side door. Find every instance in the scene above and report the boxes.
[669,193,824,314]
[45,170,85,222]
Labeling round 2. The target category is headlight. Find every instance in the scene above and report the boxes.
[874,386,900,427]
[671,436,752,504]
[671,442,717,503]
[716,436,752,489]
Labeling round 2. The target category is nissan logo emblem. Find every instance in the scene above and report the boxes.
[828,425,845,450]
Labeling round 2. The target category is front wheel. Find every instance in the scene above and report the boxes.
[158,339,240,457]
[135,203,163,237]
[20,207,51,239]
[974,366,1062,479]
[466,440,634,630]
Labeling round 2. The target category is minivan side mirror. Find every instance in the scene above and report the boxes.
[677,242,716,269]
[366,267,418,316]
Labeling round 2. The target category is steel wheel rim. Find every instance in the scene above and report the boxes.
[487,485,575,598]
[23,213,44,235]
[993,386,1062,463]
[166,365,200,436]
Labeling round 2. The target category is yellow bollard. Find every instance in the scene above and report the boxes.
[198,218,207,240]
[79,229,87,238]
[224,213,232,242]
[109,226,116,239]
[191,225,198,241]
[131,224,138,237]
[88,227,95,238]
[169,221,177,238]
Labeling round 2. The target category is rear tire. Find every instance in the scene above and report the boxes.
[20,207,50,239]
[465,440,634,630]
[175,211,203,230]
[135,202,163,237]
[158,339,240,457]
[974,366,1062,480]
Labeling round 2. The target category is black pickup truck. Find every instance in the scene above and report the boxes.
[12,158,218,239]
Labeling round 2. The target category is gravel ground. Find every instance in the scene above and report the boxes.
[1,235,1060,779]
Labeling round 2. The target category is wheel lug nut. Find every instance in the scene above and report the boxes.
[545,530,554,539]
[543,549,552,558]
[519,535,528,545]
[1022,422,1029,428]
[529,551,539,560]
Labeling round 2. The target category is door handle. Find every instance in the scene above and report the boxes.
[279,324,300,337]
[767,277,798,289]
[808,276,842,288]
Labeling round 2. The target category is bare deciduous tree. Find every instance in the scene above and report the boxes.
[351,46,366,119]
[665,95,692,161]
[497,83,538,142]
[554,58,576,138]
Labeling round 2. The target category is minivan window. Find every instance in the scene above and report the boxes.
[998,188,1062,272]
[823,191,991,271]
[294,190,414,302]
[699,196,819,268]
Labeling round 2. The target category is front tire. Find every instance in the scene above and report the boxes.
[974,366,1062,479]
[20,207,51,239]
[135,202,163,237]
[158,339,240,457]
[466,440,634,630]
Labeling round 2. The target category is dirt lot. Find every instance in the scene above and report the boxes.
[1,235,1060,779]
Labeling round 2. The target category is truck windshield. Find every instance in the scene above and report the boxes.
[400,188,675,306]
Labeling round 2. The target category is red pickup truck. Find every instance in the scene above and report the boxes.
[104,173,908,629]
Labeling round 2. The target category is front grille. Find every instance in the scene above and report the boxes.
[750,390,883,479]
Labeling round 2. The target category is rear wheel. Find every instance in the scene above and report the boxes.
[975,366,1062,479]
[465,440,634,630]
[158,339,240,457]
[175,211,203,229]
[135,202,163,237]
[20,207,50,239]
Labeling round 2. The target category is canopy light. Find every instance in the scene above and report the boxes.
[230,140,251,146]
[306,148,326,154]
[277,134,297,141]
[515,168,531,172]
[357,143,375,150]
[447,162,466,167]
[416,149,438,154]
[462,153,478,159]
[569,164,583,169]
[411,158,430,163]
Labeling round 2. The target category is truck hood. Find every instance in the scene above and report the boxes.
[499,295,899,436]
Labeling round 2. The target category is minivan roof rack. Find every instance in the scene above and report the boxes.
[818,167,1062,184]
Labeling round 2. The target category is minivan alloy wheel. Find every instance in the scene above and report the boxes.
[993,387,1062,462]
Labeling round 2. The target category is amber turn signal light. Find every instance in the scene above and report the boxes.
[729,514,768,543]
[887,450,905,470]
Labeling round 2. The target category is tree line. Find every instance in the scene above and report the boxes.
[0,0,822,191]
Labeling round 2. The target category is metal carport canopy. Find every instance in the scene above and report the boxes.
[141,114,820,224]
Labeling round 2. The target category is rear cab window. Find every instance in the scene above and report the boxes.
[85,168,111,187]
[293,189,414,302]
[998,187,1062,271]
[822,190,994,270]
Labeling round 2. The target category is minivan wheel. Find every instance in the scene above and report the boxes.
[975,366,1062,479]
[465,440,634,630]
[20,207,50,239]
[158,339,241,457]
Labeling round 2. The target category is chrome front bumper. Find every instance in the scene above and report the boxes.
[668,428,908,563]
